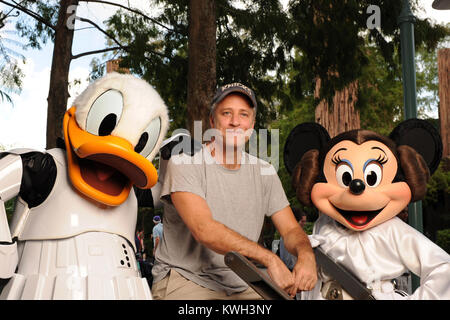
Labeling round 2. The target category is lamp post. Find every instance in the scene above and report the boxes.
[398,0,423,232]
[398,0,422,291]
[397,0,449,292]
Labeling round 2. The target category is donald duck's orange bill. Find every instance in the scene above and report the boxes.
[63,106,158,206]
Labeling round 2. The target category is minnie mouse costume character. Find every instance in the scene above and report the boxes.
[284,119,450,300]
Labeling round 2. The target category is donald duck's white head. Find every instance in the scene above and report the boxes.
[63,72,169,206]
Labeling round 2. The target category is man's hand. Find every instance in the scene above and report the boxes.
[265,253,296,295]
[292,250,317,293]
[271,206,318,296]
[265,251,317,298]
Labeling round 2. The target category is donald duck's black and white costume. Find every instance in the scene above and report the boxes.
[0,73,169,299]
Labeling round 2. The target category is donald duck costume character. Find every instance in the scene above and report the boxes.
[0,73,169,299]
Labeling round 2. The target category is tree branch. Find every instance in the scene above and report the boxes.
[74,26,97,31]
[76,17,171,60]
[72,46,127,59]
[0,0,56,31]
[79,0,181,34]
[77,16,123,48]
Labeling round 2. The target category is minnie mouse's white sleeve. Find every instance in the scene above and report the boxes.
[394,219,450,299]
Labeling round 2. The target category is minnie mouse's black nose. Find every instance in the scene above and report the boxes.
[349,179,365,195]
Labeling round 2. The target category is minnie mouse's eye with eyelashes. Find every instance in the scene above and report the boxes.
[336,163,353,188]
[375,154,388,165]
[332,154,342,165]
[364,162,383,187]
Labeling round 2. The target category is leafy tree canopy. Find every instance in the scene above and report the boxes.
[0,10,25,104]
[102,0,449,133]
[11,0,58,49]
[105,0,292,131]
[4,0,448,132]
[287,0,449,110]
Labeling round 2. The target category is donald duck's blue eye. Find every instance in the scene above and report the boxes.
[86,90,123,136]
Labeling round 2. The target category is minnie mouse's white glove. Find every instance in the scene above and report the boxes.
[371,282,409,300]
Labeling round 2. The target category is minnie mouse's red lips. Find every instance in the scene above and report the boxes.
[332,205,385,228]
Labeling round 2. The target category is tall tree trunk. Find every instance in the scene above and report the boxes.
[438,48,449,158]
[314,78,360,138]
[187,0,216,135]
[311,6,360,138]
[46,0,78,148]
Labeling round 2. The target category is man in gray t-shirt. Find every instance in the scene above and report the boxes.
[151,83,317,300]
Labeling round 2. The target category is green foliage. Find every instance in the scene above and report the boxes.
[105,0,291,131]
[5,197,16,223]
[273,230,280,240]
[357,46,404,136]
[88,57,105,82]
[0,20,25,105]
[288,0,367,105]
[215,0,291,128]
[0,60,24,98]
[287,0,448,110]
[0,87,13,104]
[14,0,58,49]
[423,164,450,207]
[97,0,449,137]
[436,229,450,254]
[105,2,189,132]
[415,29,450,117]
[270,99,315,205]
[303,222,314,235]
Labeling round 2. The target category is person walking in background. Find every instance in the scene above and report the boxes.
[152,215,163,257]
[135,229,145,259]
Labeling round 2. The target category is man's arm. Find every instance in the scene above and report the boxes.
[271,206,317,295]
[170,191,295,292]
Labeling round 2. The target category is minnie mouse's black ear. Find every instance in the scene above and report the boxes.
[389,118,443,175]
[283,122,330,175]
